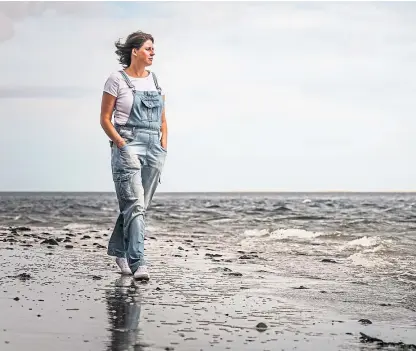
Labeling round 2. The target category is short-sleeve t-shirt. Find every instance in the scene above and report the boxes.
[103,70,164,126]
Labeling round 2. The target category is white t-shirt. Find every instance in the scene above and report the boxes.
[103,71,164,125]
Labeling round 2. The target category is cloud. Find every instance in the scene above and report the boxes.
[0,86,95,99]
[0,1,112,42]
[1,2,416,191]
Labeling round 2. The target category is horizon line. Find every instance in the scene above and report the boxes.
[1,190,416,194]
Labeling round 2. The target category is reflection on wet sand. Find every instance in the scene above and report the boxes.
[105,276,143,351]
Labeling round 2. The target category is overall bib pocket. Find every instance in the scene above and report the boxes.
[141,96,161,122]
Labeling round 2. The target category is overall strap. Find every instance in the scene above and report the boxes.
[119,70,135,91]
[151,72,162,95]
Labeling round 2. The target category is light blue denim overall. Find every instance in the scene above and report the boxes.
[107,70,167,273]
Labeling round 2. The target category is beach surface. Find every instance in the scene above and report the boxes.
[1,223,415,351]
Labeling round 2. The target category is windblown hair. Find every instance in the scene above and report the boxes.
[114,31,154,68]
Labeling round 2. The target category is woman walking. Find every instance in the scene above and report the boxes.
[100,30,168,280]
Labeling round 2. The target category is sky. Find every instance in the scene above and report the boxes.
[0,1,415,192]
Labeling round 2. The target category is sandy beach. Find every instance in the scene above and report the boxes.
[1,223,415,351]
[2,0,416,348]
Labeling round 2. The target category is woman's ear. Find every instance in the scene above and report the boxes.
[132,48,138,57]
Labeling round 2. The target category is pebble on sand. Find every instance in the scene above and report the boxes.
[40,239,59,246]
[256,322,268,332]
[358,319,372,325]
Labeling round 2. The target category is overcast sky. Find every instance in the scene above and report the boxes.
[0,1,415,192]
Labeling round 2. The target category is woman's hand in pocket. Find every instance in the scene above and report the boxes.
[116,138,127,149]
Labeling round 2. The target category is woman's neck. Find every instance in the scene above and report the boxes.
[125,63,148,78]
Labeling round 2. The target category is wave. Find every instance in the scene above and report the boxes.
[243,228,327,240]
[340,236,393,251]
[273,206,292,212]
[63,223,97,230]
[347,252,392,267]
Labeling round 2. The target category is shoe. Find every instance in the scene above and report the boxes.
[116,257,132,275]
[134,265,150,280]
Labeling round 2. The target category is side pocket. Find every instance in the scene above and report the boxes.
[113,172,135,201]
[118,127,135,145]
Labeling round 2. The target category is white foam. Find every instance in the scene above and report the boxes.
[63,223,95,230]
[100,207,115,212]
[243,229,269,237]
[270,228,323,239]
[242,228,326,240]
[348,252,391,267]
[343,236,381,248]
[362,244,386,253]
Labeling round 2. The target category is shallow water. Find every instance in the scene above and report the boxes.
[0,192,415,350]
[1,192,415,286]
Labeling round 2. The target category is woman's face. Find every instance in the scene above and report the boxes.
[132,39,155,66]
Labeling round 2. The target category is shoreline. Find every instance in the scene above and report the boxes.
[0,225,415,350]
[3,191,416,195]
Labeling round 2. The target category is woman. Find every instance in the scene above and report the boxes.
[100,30,168,280]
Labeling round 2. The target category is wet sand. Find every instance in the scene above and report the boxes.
[0,226,415,350]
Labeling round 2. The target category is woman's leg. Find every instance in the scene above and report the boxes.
[108,145,130,259]
[122,168,146,274]
[107,213,126,258]
[110,145,146,274]
[142,166,163,211]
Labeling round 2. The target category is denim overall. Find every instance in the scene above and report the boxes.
[107,70,167,273]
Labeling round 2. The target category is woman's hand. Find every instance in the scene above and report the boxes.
[160,96,168,151]
[161,137,167,150]
[116,138,126,149]
[100,92,125,148]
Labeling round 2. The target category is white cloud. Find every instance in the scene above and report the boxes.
[0,2,112,42]
[1,2,416,191]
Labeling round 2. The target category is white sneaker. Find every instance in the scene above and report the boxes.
[134,265,150,280]
[116,257,132,275]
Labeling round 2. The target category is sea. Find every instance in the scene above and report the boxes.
[1,191,415,315]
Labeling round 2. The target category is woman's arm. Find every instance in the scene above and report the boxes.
[100,92,126,149]
[161,95,168,150]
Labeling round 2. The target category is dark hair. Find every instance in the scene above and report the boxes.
[114,31,154,68]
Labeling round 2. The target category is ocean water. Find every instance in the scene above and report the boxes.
[1,192,415,316]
